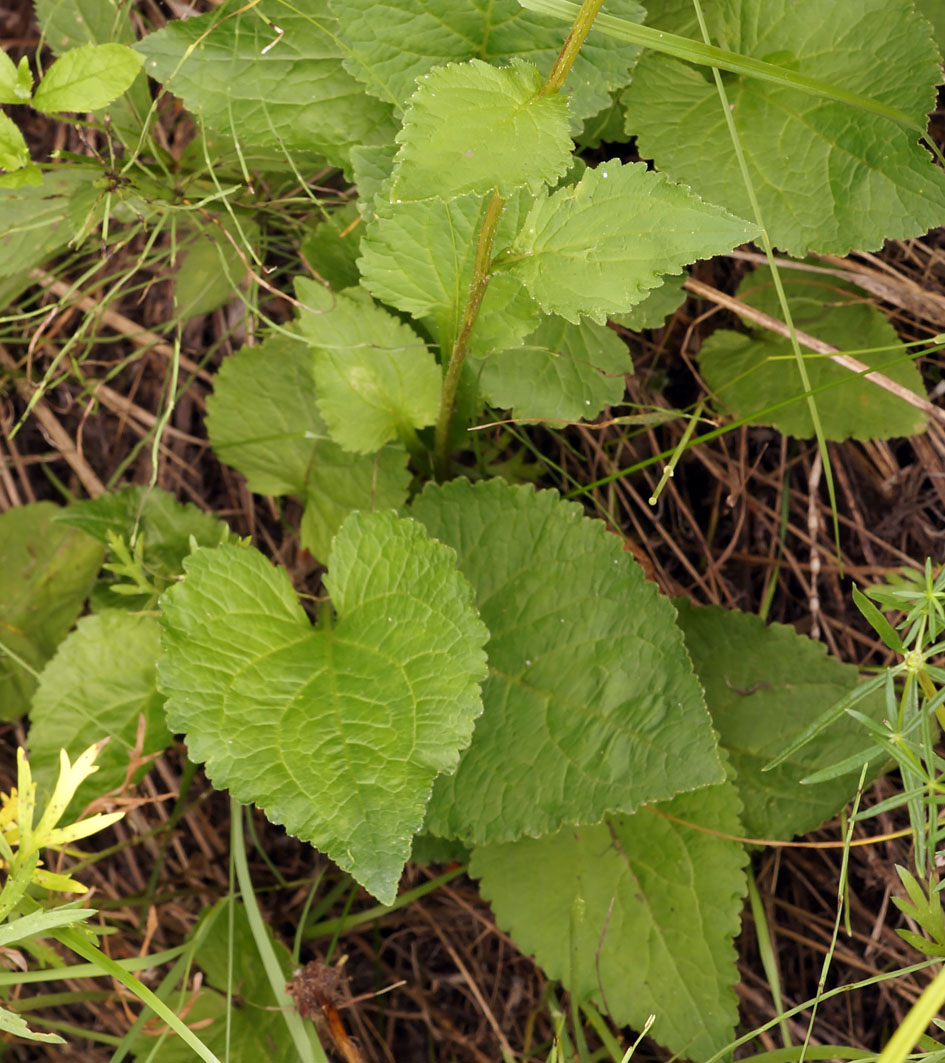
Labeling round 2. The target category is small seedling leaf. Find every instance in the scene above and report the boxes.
[295,279,441,453]
[159,514,489,904]
[0,51,31,104]
[697,266,928,440]
[0,113,29,172]
[411,479,723,842]
[504,160,758,323]
[390,58,572,201]
[33,43,143,113]
[470,780,748,1058]
[624,0,945,255]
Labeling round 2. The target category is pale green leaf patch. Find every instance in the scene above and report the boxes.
[0,113,29,172]
[331,0,644,122]
[159,513,489,904]
[32,43,143,113]
[610,274,687,331]
[135,0,395,172]
[624,0,945,255]
[697,266,928,440]
[0,503,104,721]
[411,479,724,843]
[674,600,885,840]
[295,278,441,453]
[35,0,134,52]
[0,52,32,104]
[206,332,410,562]
[29,612,170,814]
[390,58,572,201]
[503,160,758,323]
[471,780,748,1059]
[474,315,632,420]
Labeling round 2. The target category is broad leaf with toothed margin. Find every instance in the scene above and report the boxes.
[206,332,410,562]
[135,0,394,171]
[470,779,748,1059]
[503,160,758,323]
[623,0,945,255]
[697,266,928,440]
[390,58,572,201]
[295,279,441,453]
[411,479,723,842]
[331,0,644,122]
[159,513,489,903]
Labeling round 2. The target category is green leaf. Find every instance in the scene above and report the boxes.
[206,333,410,562]
[359,188,539,357]
[0,113,29,172]
[332,0,643,122]
[296,279,441,452]
[503,160,758,324]
[300,202,363,290]
[35,0,134,52]
[390,58,572,201]
[674,600,884,840]
[32,43,143,113]
[470,780,748,1058]
[475,315,631,420]
[410,479,723,842]
[174,216,258,320]
[0,167,101,278]
[159,513,489,903]
[696,266,928,440]
[623,0,945,256]
[916,0,945,53]
[29,612,170,812]
[0,51,32,104]
[0,503,104,721]
[852,584,904,654]
[57,486,230,609]
[610,274,686,331]
[0,1004,64,1044]
[135,0,395,172]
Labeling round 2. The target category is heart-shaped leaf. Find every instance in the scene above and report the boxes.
[159,511,489,903]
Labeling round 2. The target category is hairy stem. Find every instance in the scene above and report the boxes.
[433,188,506,480]
[540,0,606,96]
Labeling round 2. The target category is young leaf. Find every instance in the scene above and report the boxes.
[28,612,170,812]
[0,503,104,721]
[474,315,632,420]
[623,0,945,255]
[852,584,905,654]
[135,0,395,172]
[35,0,135,52]
[390,58,572,201]
[470,780,748,1059]
[503,160,758,323]
[332,0,644,121]
[674,600,885,840]
[411,479,724,843]
[0,113,29,172]
[0,51,31,104]
[206,333,410,562]
[295,279,441,453]
[359,188,539,357]
[159,513,489,904]
[696,266,928,440]
[32,43,143,113]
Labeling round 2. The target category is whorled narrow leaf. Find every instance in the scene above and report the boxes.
[471,779,748,1058]
[390,58,572,201]
[295,279,441,453]
[135,0,395,171]
[674,600,885,840]
[32,43,143,113]
[503,160,758,323]
[623,0,945,255]
[159,513,489,903]
[474,315,632,420]
[0,503,104,721]
[696,265,928,440]
[411,479,724,842]
[331,0,644,122]
[29,612,170,813]
[358,188,539,357]
[206,332,410,561]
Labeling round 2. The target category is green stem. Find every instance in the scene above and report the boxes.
[433,188,506,480]
[540,0,606,96]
